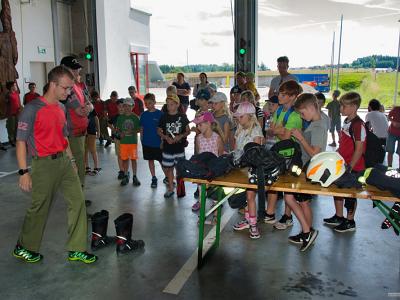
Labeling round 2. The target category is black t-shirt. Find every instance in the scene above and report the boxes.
[158,113,189,154]
[87,110,98,135]
[230,84,243,95]
[172,81,191,105]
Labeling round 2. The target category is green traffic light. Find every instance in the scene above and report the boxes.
[239,48,246,55]
[85,53,92,60]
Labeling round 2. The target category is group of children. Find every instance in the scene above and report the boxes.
[82,77,371,253]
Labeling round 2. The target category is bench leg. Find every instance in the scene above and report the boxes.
[197,183,207,267]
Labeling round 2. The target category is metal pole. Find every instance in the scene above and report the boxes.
[336,14,343,90]
[330,31,335,90]
[394,20,400,106]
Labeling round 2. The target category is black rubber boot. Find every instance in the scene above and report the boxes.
[114,213,145,254]
[91,210,114,251]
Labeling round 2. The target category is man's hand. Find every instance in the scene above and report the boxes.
[19,173,32,192]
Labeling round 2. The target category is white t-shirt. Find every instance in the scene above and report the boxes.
[269,74,298,96]
[365,111,389,138]
[234,125,263,160]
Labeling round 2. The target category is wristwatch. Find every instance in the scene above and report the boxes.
[18,169,29,176]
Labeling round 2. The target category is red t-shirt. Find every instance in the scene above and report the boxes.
[106,100,119,119]
[7,91,21,116]
[131,97,144,117]
[338,116,366,171]
[94,101,106,118]
[16,97,68,157]
[388,106,400,136]
[64,84,89,136]
[23,92,40,105]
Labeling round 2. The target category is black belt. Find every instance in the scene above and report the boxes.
[33,152,64,160]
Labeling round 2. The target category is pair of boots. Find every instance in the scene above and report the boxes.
[91,211,145,254]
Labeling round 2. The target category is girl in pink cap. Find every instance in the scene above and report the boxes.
[232,101,264,239]
[191,112,224,212]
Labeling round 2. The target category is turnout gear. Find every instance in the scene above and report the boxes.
[91,210,114,251]
[114,213,145,254]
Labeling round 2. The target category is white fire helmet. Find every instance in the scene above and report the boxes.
[306,152,346,187]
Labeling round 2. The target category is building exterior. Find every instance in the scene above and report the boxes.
[0,0,151,143]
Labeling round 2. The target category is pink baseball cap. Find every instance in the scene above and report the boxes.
[233,101,255,117]
[192,111,215,124]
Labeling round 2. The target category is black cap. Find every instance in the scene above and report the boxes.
[60,56,82,70]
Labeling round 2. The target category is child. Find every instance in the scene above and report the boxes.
[265,80,303,229]
[92,90,111,146]
[323,92,366,232]
[23,82,40,105]
[191,112,224,211]
[365,99,388,147]
[315,92,330,131]
[263,95,279,149]
[210,92,232,152]
[116,98,141,186]
[158,95,190,198]
[240,90,264,128]
[194,89,211,117]
[163,85,185,114]
[140,93,164,188]
[232,102,264,239]
[107,99,125,179]
[85,109,101,175]
[245,72,260,102]
[327,90,341,147]
[386,106,400,167]
[287,93,328,251]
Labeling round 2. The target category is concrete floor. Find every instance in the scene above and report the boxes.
[0,139,399,300]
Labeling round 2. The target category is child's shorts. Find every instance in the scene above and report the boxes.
[330,119,341,133]
[162,152,185,168]
[120,144,138,160]
[386,132,400,154]
[143,145,162,162]
[85,134,96,153]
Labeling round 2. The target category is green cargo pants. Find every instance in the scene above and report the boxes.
[68,135,86,186]
[6,115,17,142]
[18,153,88,252]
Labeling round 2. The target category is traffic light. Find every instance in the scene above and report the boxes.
[84,45,93,61]
[239,48,246,55]
[239,38,247,57]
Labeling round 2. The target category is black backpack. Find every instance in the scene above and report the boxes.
[176,152,232,181]
[349,116,385,168]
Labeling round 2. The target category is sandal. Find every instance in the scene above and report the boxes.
[85,167,92,175]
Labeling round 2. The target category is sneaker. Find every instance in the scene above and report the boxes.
[249,225,261,239]
[164,190,174,198]
[104,140,112,148]
[273,215,293,230]
[328,142,337,147]
[300,229,319,252]
[323,214,345,226]
[194,189,199,199]
[117,171,125,180]
[163,177,169,185]
[68,251,98,264]
[192,201,201,211]
[132,175,141,186]
[233,219,250,231]
[151,176,158,188]
[264,213,276,224]
[13,245,43,263]
[288,232,303,244]
[334,219,356,233]
[85,167,92,175]
[381,218,392,229]
[85,200,92,207]
[120,175,129,186]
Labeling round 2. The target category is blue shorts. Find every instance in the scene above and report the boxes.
[386,133,400,154]
[330,119,341,133]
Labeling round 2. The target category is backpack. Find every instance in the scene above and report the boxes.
[349,116,385,168]
[275,105,310,130]
[270,139,303,172]
[240,142,287,219]
[176,152,232,181]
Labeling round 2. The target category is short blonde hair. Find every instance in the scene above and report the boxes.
[166,85,177,96]
[293,93,318,110]
[340,92,361,108]
[240,90,255,104]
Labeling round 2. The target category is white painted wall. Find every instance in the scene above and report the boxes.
[96,0,150,99]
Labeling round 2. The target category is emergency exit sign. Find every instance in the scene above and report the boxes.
[37,46,46,54]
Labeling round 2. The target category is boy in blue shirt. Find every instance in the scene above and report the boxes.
[140,93,164,188]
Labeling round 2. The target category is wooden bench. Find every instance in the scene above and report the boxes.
[184,168,400,268]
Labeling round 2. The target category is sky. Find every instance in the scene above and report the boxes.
[132,0,400,69]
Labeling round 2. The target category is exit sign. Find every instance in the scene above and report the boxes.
[37,46,46,54]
